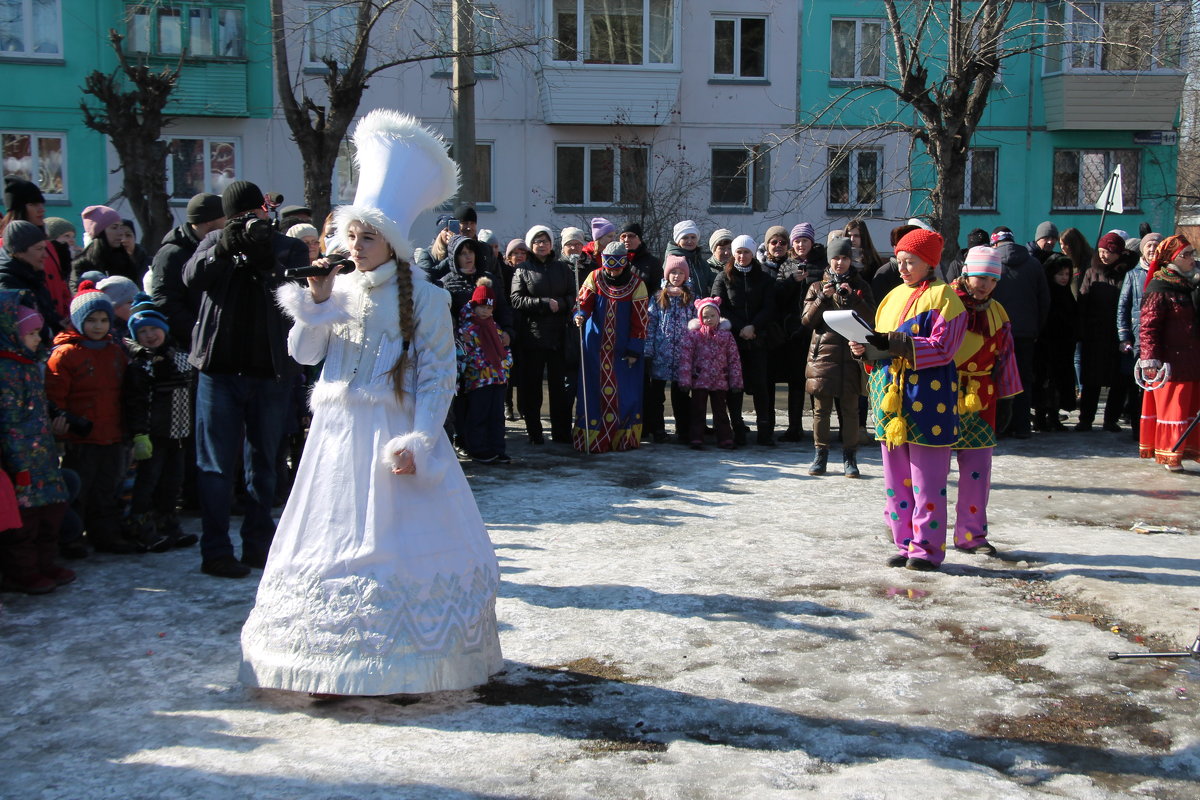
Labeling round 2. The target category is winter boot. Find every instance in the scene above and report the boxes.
[808,447,828,476]
[843,451,860,478]
[156,511,198,548]
[129,512,171,553]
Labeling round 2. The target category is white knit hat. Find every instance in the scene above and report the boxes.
[332,110,459,262]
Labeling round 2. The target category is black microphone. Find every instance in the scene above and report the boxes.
[285,256,355,279]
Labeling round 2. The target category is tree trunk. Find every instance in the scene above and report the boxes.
[926,136,967,265]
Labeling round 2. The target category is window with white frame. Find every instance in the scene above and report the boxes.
[555,144,648,207]
[0,0,60,58]
[962,148,998,211]
[1044,2,1185,73]
[551,0,674,66]
[165,137,239,200]
[125,3,245,58]
[433,3,497,76]
[710,147,767,209]
[2,130,66,198]
[827,147,881,211]
[305,1,357,68]
[712,15,765,79]
[1052,148,1140,210]
[830,18,883,80]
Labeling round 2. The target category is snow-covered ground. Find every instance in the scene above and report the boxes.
[2,426,1199,799]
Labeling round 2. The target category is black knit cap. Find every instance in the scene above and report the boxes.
[221,179,264,218]
[3,176,45,211]
[186,193,224,224]
[454,204,477,223]
[621,222,644,237]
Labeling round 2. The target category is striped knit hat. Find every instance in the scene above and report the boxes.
[69,281,114,333]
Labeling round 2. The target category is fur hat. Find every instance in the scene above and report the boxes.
[673,220,700,243]
[44,217,75,241]
[663,254,690,282]
[894,228,944,269]
[333,110,460,263]
[525,225,553,249]
[1097,232,1125,254]
[129,309,170,339]
[561,226,586,247]
[3,176,44,210]
[827,237,853,259]
[790,223,815,243]
[962,245,1002,280]
[590,217,615,241]
[81,205,121,240]
[731,234,757,254]
[69,282,114,332]
[708,228,733,252]
[2,220,46,254]
[97,275,140,307]
[470,276,494,306]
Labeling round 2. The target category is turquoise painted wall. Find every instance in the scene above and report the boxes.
[801,0,1180,244]
[2,1,272,226]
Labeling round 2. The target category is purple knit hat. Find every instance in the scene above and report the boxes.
[590,217,615,241]
[790,223,815,243]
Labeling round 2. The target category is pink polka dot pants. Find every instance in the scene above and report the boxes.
[881,443,952,565]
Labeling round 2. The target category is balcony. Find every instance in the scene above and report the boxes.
[1042,73,1185,131]
[164,60,250,117]
[537,66,680,126]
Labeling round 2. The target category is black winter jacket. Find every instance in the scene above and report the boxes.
[182,228,309,378]
[510,254,574,350]
[149,223,205,349]
[0,251,60,342]
[711,262,777,344]
[440,264,514,338]
[123,341,194,439]
[991,241,1050,340]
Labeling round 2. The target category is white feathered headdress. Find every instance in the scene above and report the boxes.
[333,110,460,262]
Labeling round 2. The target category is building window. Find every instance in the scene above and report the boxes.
[551,0,674,66]
[830,18,883,80]
[165,137,239,200]
[827,147,881,211]
[1045,2,1185,74]
[126,3,244,58]
[305,1,357,68]
[712,15,765,79]
[962,148,998,211]
[710,147,767,210]
[0,0,60,59]
[433,3,497,76]
[2,130,66,199]
[555,144,648,207]
[1051,148,1140,211]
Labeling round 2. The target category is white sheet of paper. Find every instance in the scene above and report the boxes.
[823,309,875,342]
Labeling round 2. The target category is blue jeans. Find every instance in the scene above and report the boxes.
[194,372,292,562]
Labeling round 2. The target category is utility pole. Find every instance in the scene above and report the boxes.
[452,0,477,207]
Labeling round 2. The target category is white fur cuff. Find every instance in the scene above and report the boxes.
[381,431,447,484]
[276,282,352,327]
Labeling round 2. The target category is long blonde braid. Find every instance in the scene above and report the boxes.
[388,258,416,401]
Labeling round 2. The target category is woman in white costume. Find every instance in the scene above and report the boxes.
[239,111,503,696]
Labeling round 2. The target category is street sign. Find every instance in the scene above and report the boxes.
[1094,165,1124,214]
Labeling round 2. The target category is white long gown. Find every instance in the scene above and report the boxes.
[239,260,503,695]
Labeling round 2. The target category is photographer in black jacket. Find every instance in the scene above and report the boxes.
[182,180,310,579]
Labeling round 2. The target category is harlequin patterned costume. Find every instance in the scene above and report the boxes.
[868,277,967,566]
[573,254,649,453]
[949,279,1021,551]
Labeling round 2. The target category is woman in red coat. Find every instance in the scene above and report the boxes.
[1136,234,1199,471]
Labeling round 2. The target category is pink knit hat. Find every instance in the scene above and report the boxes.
[15,305,43,337]
[663,254,690,282]
[961,246,1002,280]
[81,205,122,240]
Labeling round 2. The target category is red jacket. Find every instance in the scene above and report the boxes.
[45,329,128,445]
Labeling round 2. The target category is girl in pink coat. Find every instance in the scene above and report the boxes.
[677,297,743,449]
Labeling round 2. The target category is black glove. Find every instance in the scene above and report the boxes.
[214,219,247,260]
[996,398,1013,434]
[865,332,890,351]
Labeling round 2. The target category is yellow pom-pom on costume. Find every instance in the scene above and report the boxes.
[881,384,902,415]
[964,379,982,413]
[884,416,907,448]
